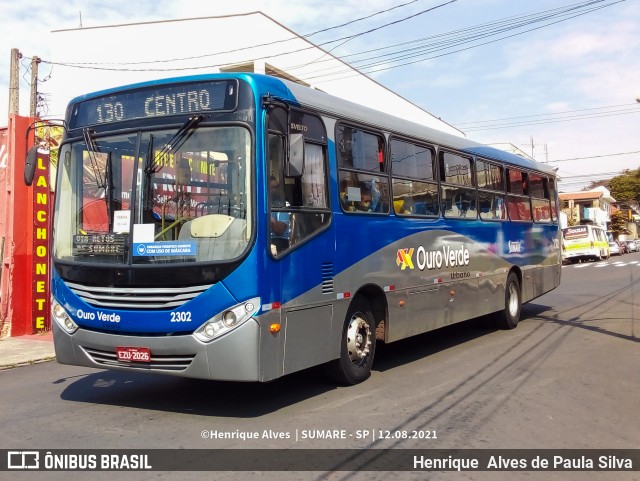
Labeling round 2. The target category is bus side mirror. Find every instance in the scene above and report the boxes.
[24,146,37,186]
[287,133,304,177]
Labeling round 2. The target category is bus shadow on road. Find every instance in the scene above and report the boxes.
[58,365,337,417]
[57,303,553,416]
[372,303,551,372]
[536,312,640,344]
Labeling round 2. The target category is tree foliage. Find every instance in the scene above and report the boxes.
[609,210,630,238]
[583,179,609,191]
[608,168,640,206]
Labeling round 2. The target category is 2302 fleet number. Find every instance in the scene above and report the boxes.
[170,311,192,322]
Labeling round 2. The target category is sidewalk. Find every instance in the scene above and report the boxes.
[0,331,55,369]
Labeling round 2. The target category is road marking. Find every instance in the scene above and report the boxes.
[566,262,630,268]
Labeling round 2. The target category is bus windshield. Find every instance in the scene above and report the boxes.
[54,125,252,265]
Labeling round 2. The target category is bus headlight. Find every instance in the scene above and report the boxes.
[193,297,260,343]
[222,310,237,327]
[52,300,79,334]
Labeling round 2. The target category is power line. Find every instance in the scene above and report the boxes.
[295,0,458,70]
[39,0,624,84]
[257,0,622,91]
[45,0,456,68]
[462,108,640,132]
[548,150,640,163]
[454,103,640,126]
[338,2,601,61]
[302,0,612,72]
[31,0,630,130]
[281,1,598,76]
[305,0,426,37]
[297,0,626,83]
[558,169,640,189]
[559,175,622,187]
[560,171,631,179]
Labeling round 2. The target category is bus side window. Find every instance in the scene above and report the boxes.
[390,137,438,217]
[548,177,559,223]
[337,124,389,215]
[506,168,532,221]
[438,151,476,219]
[476,159,505,222]
[530,173,552,223]
[268,107,331,257]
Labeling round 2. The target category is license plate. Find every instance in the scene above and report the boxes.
[116,346,151,363]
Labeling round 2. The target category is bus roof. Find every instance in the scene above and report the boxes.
[280,76,556,176]
[67,72,556,177]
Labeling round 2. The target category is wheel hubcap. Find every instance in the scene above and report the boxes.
[508,283,519,317]
[346,313,372,364]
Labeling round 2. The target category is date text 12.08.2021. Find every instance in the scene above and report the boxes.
[200,429,437,442]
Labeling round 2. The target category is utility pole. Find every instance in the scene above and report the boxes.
[8,48,21,115]
[29,56,40,117]
[530,136,534,159]
[544,144,548,163]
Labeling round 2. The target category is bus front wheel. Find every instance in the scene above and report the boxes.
[495,272,521,330]
[330,298,377,385]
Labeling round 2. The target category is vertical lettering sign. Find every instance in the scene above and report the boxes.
[32,152,51,332]
[0,129,7,293]
[0,128,7,169]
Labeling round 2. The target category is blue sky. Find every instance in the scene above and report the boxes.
[2,0,640,191]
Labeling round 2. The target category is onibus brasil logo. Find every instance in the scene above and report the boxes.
[396,244,470,271]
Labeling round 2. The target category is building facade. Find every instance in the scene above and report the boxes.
[49,12,464,137]
[559,186,615,229]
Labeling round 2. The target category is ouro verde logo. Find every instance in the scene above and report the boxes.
[396,244,470,271]
[396,248,414,270]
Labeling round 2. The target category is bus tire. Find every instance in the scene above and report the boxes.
[330,298,377,385]
[495,272,521,330]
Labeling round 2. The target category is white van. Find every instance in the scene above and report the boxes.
[562,225,610,263]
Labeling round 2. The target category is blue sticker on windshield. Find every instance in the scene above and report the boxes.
[133,241,196,256]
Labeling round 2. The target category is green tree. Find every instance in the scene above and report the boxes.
[583,179,610,191]
[608,168,640,206]
[609,210,630,239]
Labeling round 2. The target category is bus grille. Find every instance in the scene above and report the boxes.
[66,282,213,310]
[82,347,195,372]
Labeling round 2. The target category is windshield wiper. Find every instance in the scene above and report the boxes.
[144,134,156,176]
[151,114,204,174]
[82,128,116,231]
[82,128,107,191]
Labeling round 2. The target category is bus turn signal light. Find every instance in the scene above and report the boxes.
[270,323,281,333]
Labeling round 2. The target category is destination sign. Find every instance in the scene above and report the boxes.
[73,234,128,256]
[69,80,238,129]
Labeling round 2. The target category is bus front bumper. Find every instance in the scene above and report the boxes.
[52,319,262,382]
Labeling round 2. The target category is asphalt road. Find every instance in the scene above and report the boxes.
[1,254,639,481]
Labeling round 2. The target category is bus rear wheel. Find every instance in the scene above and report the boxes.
[330,299,376,385]
[495,272,521,330]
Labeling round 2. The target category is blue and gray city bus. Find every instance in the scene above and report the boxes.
[37,73,561,385]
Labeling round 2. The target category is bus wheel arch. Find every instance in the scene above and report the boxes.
[357,284,387,342]
[330,286,386,385]
[495,268,522,330]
